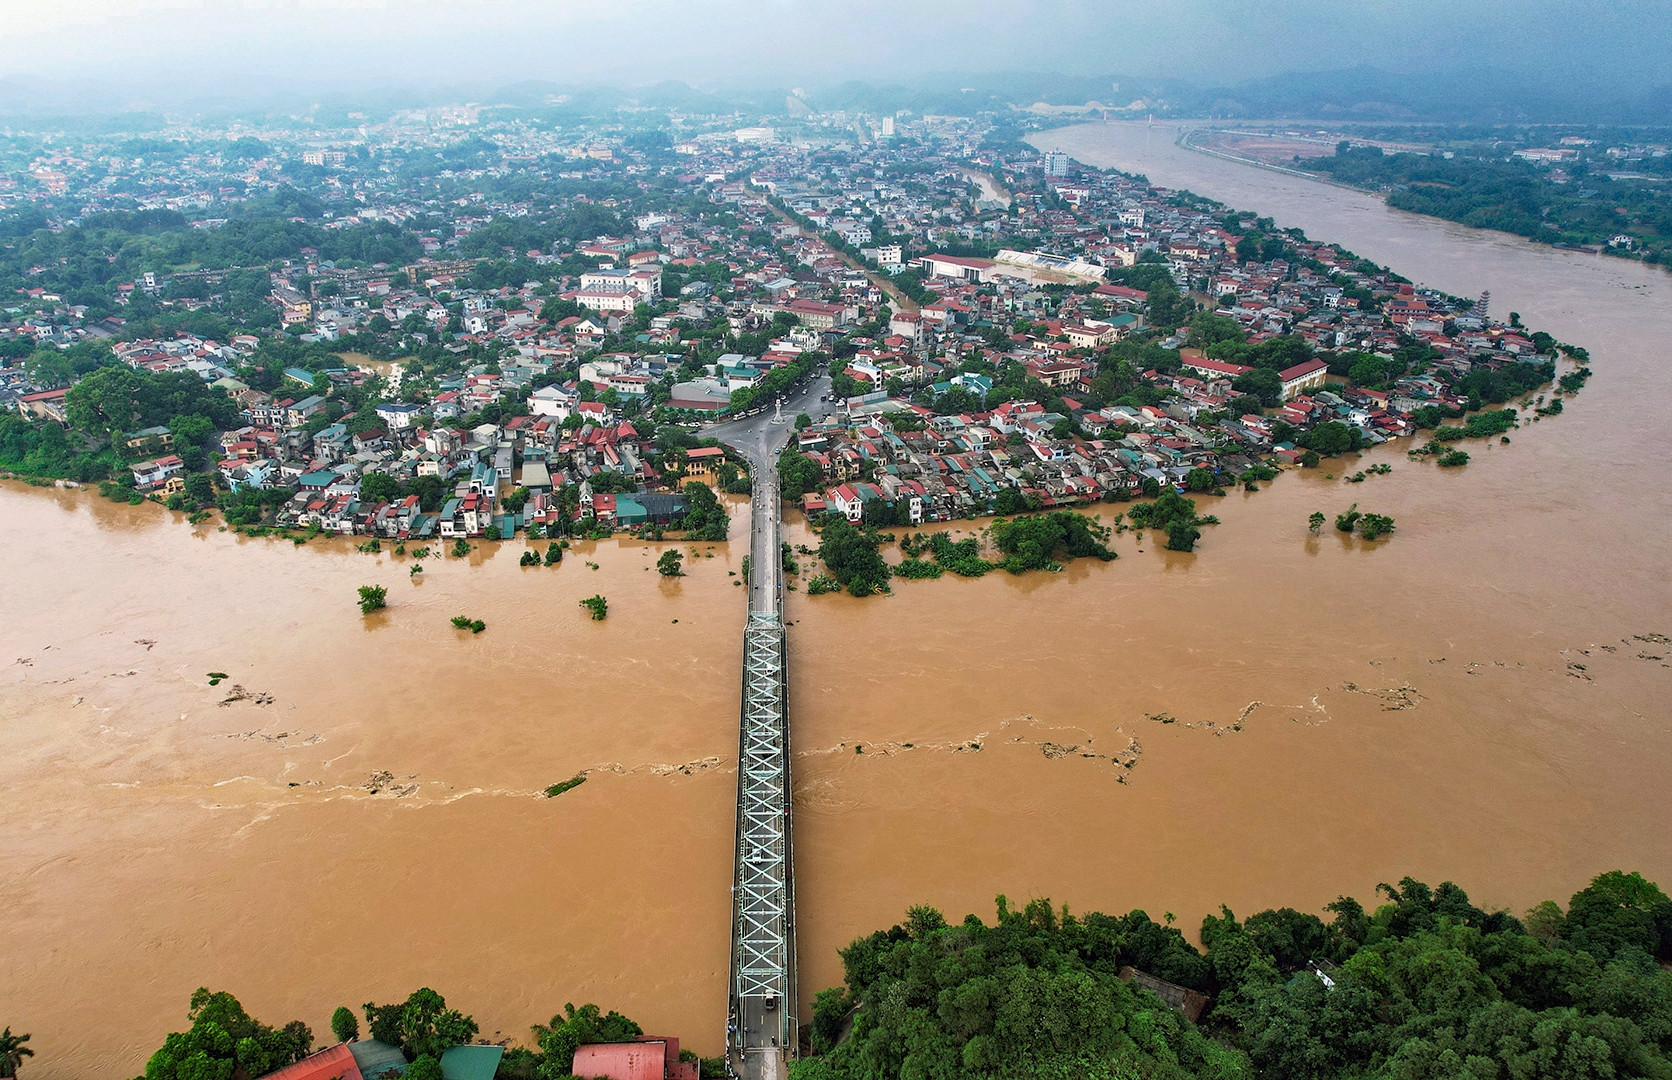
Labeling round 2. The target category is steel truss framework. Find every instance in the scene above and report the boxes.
[730,608,796,1047]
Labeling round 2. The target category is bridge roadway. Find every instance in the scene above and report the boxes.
[705,375,834,1080]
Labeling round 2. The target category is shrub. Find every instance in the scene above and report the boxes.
[357,585,387,614]
[545,775,587,798]
[1358,513,1396,540]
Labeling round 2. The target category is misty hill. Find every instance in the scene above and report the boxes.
[2,66,1668,128]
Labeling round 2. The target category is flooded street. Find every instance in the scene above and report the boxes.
[5,119,1672,1077]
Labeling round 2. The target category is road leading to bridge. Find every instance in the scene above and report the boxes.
[707,375,830,1080]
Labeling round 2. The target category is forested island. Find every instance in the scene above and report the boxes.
[1294,134,1672,264]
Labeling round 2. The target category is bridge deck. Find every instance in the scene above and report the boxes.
[729,449,795,1078]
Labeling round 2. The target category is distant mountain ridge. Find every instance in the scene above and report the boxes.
[0,66,1666,127]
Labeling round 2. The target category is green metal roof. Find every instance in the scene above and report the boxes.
[440,1046,504,1080]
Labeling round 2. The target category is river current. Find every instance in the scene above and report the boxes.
[3,120,1670,1076]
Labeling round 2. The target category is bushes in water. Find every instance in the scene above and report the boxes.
[989,511,1116,572]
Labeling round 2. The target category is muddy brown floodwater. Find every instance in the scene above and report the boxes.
[5,120,1672,1077]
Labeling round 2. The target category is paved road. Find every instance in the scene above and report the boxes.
[705,373,837,612]
[763,202,921,313]
[703,372,836,472]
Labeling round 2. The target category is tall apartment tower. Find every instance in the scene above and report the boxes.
[1043,150,1070,177]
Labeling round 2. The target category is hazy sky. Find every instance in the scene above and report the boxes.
[3,0,1670,100]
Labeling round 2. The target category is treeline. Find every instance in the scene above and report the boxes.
[0,363,241,483]
[1305,145,1672,263]
[0,210,421,309]
[448,203,624,260]
[793,869,1672,1080]
[130,985,724,1080]
[808,510,1119,596]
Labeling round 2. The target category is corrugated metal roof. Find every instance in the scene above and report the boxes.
[258,1043,363,1080]
[348,1039,407,1079]
[439,1045,504,1080]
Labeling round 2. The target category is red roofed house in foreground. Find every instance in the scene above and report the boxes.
[571,1037,698,1080]
[257,1044,362,1080]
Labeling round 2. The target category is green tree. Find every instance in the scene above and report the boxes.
[402,474,445,512]
[656,549,685,577]
[168,413,214,467]
[330,1007,358,1044]
[1301,421,1361,457]
[989,511,1116,573]
[1183,467,1217,493]
[1237,369,1284,407]
[1308,511,1326,534]
[184,472,216,506]
[531,1004,642,1079]
[404,1056,443,1080]
[361,988,477,1063]
[1166,519,1202,552]
[360,471,400,503]
[779,449,822,500]
[817,518,890,596]
[143,988,312,1080]
[0,1029,32,1079]
[1347,354,1392,388]
[357,585,387,614]
[1188,310,1248,350]
[1562,871,1672,963]
[679,481,729,541]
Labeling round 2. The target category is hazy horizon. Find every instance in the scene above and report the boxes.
[4,0,1672,109]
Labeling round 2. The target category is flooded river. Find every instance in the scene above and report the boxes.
[6,120,1672,1076]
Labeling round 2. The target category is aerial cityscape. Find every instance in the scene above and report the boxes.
[2,3,1671,1080]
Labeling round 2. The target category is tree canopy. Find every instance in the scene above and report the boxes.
[143,988,312,1080]
[793,870,1672,1080]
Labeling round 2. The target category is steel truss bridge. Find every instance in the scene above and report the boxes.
[727,450,795,1080]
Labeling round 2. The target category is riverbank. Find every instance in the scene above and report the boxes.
[961,167,1012,208]
[1175,125,1381,195]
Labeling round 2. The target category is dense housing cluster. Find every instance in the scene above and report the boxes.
[0,106,1581,546]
